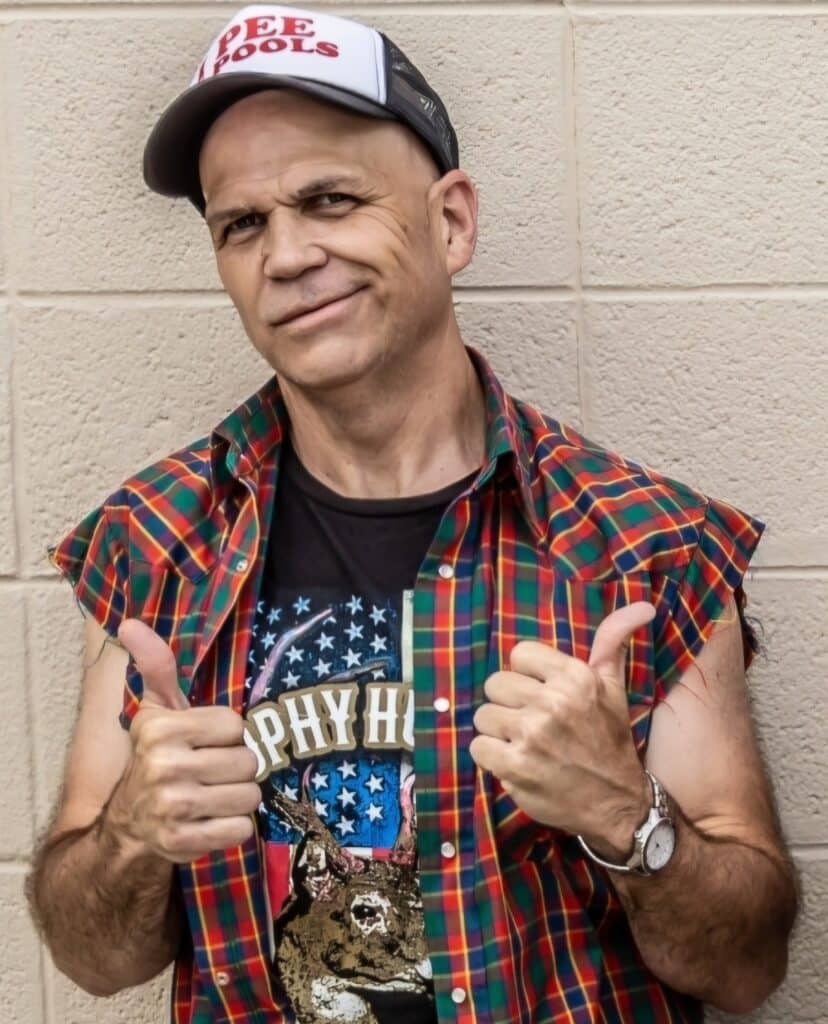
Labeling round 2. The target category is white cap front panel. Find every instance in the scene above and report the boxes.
[191,5,387,104]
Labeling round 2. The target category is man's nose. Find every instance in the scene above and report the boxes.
[261,208,327,279]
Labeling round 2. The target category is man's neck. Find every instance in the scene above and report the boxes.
[280,335,487,500]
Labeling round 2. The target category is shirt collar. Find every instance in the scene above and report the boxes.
[209,343,544,544]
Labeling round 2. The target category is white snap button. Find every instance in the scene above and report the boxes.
[451,986,466,1004]
[215,970,231,987]
[433,697,450,713]
[235,558,249,573]
[441,841,456,859]
[438,563,454,579]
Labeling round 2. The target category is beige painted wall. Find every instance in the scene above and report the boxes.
[1,1,825,1022]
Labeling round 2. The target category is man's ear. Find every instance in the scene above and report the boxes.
[431,170,479,277]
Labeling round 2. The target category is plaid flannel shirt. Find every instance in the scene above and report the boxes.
[48,343,764,1024]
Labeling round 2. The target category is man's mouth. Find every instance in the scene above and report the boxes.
[276,287,366,327]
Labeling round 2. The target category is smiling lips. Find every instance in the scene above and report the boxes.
[276,288,364,326]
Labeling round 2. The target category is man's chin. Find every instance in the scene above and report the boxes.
[260,335,381,393]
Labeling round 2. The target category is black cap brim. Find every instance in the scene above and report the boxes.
[143,73,398,214]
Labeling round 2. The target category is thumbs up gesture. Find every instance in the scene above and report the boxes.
[469,602,656,858]
[104,619,261,863]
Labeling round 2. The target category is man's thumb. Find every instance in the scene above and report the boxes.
[117,618,189,711]
[587,601,657,690]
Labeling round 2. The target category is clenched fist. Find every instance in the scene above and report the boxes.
[103,619,261,863]
[469,602,656,858]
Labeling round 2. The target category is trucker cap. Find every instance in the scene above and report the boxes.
[143,4,460,214]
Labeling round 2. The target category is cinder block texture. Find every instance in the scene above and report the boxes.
[739,578,828,845]
[0,306,16,573]
[27,583,93,835]
[48,956,172,1024]
[455,299,581,426]
[0,872,44,1024]
[7,11,572,292]
[707,855,828,1024]
[582,298,828,566]
[0,590,35,856]
[576,16,828,286]
[16,303,265,575]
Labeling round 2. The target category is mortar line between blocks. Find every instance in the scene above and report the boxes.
[13,283,828,308]
[1,1,828,17]
[562,6,590,435]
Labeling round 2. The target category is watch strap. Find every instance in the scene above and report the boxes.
[577,770,671,876]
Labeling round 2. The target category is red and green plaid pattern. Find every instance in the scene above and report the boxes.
[48,344,763,1023]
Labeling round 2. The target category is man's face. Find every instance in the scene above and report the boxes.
[199,88,473,392]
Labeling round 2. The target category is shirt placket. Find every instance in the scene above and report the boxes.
[184,466,281,1021]
[413,479,494,1024]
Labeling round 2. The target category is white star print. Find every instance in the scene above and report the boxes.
[314,657,332,679]
[346,595,363,616]
[267,607,281,624]
[257,601,265,614]
[261,631,276,651]
[343,647,362,668]
[369,605,387,626]
[369,634,387,654]
[314,631,334,652]
[371,668,386,680]
[367,803,384,822]
[337,759,357,780]
[345,621,364,642]
[336,788,357,808]
[281,669,301,689]
[286,645,303,664]
[324,616,337,625]
[283,785,298,800]
[335,817,356,837]
[314,798,329,818]
[311,772,328,790]
[252,623,259,636]
[366,773,385,794]
[293,596,311,615]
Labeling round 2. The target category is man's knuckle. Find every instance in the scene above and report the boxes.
[243,784,262,813]
[241,749,259,781]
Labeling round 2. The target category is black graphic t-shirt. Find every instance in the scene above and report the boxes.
[242,433,478,1024]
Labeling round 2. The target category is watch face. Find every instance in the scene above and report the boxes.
[645,820,675,871]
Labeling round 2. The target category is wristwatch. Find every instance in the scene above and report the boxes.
[577,770,676,876]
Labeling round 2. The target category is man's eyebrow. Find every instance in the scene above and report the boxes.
[292,174,367,200]
[206,174,367,230]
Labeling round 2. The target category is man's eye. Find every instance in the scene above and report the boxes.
[307,192,356,209]
[226,213,262,237]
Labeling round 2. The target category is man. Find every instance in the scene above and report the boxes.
[27,5,797,1023]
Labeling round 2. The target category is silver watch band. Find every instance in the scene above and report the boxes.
[577,770,670,875]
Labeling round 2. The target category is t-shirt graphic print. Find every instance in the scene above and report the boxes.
[244,588,430,1024]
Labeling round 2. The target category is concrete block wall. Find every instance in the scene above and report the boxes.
[0,1,825,1021]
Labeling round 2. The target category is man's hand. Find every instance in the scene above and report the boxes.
[106,619,261,863]
[469,601,656,857]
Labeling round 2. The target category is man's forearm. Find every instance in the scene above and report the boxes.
[26,803,184,996]
[606,801,798,1013]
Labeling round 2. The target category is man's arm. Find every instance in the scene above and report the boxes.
[26,615,262,997]
[608,598,798,1012]
[26,616,183,995]
[470,596,798,1015]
